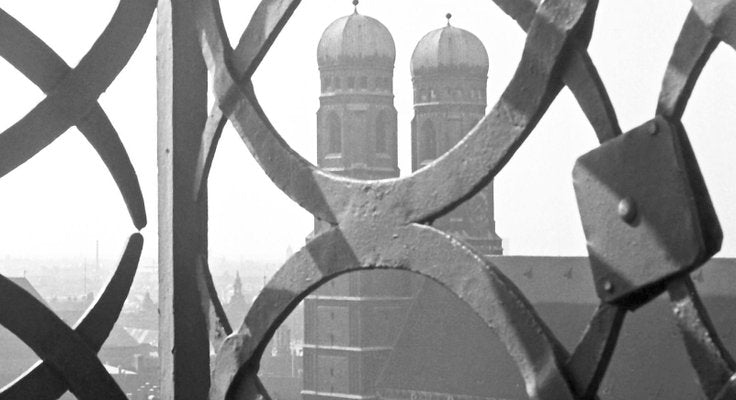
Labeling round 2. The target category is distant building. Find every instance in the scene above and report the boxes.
[303,4,415,400]
[303,5,508,400]
[224,271,250,327]
[410,15,502,255]
[377,257,736,400]
[302,5,736,400]
[375,17,513,400]
[261,327,303,400]
[119,291,158,331]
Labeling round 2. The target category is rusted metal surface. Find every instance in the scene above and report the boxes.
[185,0,736,399]
[668,278,736,398]
[659,3,736,398]
[193,0,605,398]
[573,117,719,307]
[493,0,621,143]
[193,0,600,228]
[212,225,576,400]
[1,0,736,399]
[657,9,719,121]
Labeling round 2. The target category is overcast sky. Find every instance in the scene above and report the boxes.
[0,0,734,266]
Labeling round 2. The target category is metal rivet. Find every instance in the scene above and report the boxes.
[618,197,637,224]
[648,121,658,135]
[603,280,614,293]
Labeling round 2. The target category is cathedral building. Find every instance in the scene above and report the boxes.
[314,1,399,181]
[304,5,736,400]
[303,4,504,400]
[303,4,414,400]
[410,14,502,256]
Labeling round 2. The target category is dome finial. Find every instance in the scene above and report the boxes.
[446,13,452,26]
[353,0,359,13]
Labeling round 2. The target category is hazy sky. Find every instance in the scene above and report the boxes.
[0,0,734,266]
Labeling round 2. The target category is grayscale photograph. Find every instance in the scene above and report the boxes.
[0,0,735,399]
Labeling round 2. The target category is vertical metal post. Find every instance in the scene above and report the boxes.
[157,0,210,398]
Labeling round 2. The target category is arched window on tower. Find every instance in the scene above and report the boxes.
[375,111,388,154]
[327,113,342,154]
[420,120,437,162]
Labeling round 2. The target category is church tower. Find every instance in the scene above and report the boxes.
[410,15,503,255]
[315,0,399,180]
[304,3,413,400]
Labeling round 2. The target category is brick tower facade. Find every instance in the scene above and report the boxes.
[410,15,503,255]
[302,4,414,400]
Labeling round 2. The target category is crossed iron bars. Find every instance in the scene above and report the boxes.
[0,0,153,398]
[193,0,736,399]
[1,0,736,399]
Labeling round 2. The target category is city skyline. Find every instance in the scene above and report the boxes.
[0,0,734,264]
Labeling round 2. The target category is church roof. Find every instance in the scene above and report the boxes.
[411,19,489,77]
[317,10,395,68]
[376,279,526,399]
[376,257,736,400]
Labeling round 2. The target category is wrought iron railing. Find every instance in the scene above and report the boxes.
[1,0,736,399]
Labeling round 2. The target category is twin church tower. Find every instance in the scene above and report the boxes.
[315,2,502,253]
[304,4,501,400]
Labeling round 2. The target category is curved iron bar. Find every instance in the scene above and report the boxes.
[0,274,132,400]
[691,0,736,49]
[212,224,576,400]
[203,0,623,394]
[193,0,621,203]
[193,0,598,227]
[0,0,155,228]
[668,278,736,399]
[0,7,149,229]
[189,0,736,398]
[0,2,153,398]
[493,0,621,143]
[563,3,736,397]
[657,9,720,120]
[192,0,302,202]
[197,255,233,352]
[654,3,736,398]
[565,303,626,399]
[0,234,143,400]
[191,0,630,398]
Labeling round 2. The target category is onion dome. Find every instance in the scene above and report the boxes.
[411,14,489,77]
[317,2,396,68]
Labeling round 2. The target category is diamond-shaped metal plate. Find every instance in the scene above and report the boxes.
[573,117,720,307]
